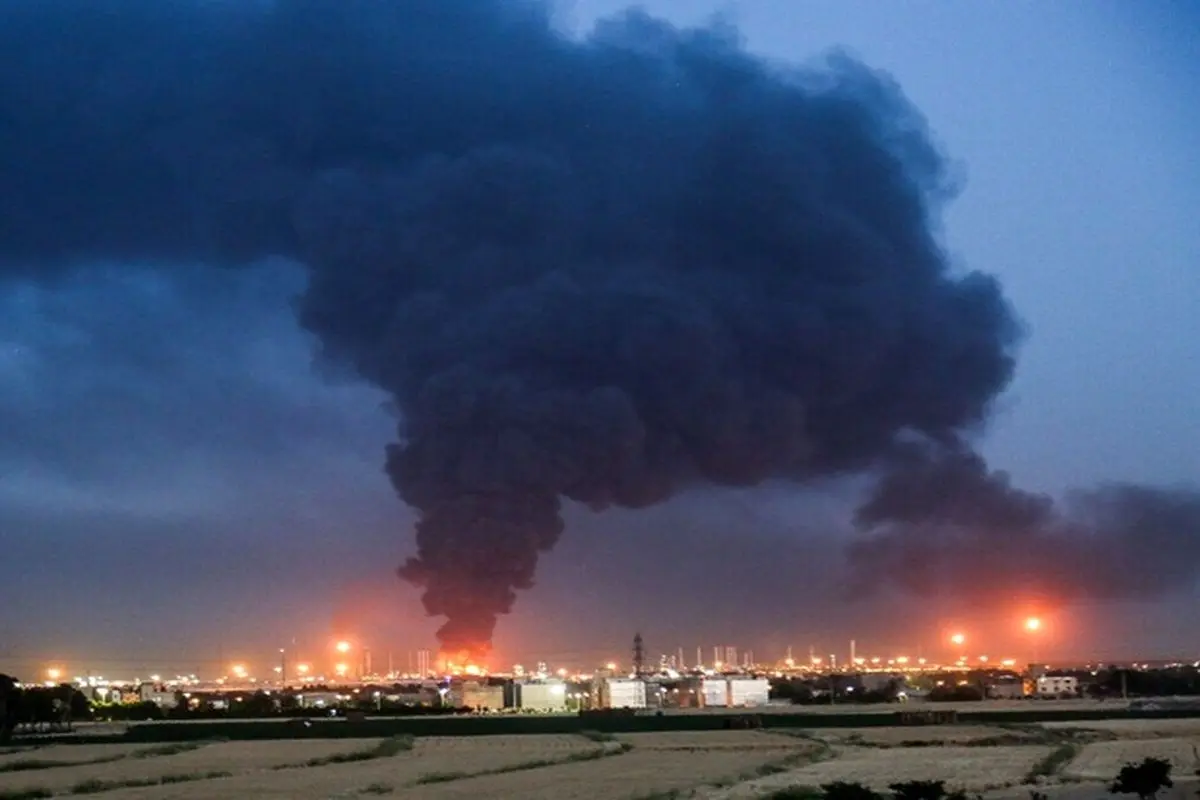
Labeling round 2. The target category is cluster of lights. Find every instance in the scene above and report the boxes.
[40,618,1051,687]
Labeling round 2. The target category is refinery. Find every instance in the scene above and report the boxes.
[27,625,1199,721]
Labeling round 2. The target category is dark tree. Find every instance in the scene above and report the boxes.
[0,674,16,742]
[823,782,884,800]
[890,780,948,800]
[1111,757,1174,800]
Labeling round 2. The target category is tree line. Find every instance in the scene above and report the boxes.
[0,674,92,741]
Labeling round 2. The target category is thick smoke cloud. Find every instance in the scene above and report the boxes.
[0,0,1194,656]
[849,445,1200,604]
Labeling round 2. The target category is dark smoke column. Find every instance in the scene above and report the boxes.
[0,1,1025,655]
[263,9,1026,660]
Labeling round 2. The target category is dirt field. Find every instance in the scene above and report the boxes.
[0,742,151,768]
[614,730,804,749]
[704,744,1058,798]
[1065,738,1200,779]
[1045,717,1200,737]
[809,725,1022,746]
[96,735,611,799]
[5,716,1200,799]
[397,746,801,800]
[0,739,377,795]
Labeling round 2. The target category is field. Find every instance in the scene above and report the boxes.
[1,716,1198,799]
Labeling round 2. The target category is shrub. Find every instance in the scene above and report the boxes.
[890,780,948,800]
[822,781,884,800]
[1111,757,1174,800]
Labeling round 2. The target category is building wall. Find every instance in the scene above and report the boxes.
[1036,676,1079,696]
[514,681,567,711]
[456,683,505,710]
[728,678,770,707]
[700,679,729,707]
[599,678,646,709]
[987,680,1025,700]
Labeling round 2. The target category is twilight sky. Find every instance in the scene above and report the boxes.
[1,0,1197,680]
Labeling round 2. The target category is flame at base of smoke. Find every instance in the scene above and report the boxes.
[394,486,565,657]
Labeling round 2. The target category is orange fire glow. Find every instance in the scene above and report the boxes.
[438,649,490,677]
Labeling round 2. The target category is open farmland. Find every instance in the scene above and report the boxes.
[704,744,1059,798]
[614,730,804,749]
[808,724,1028,747]
[93,734,616,799]
[0,742,151,769]
[0,739,377,795]
[395,744,806,800]
[3,716,1200,799]
[1044,717,1200,738]
[1064,738,1200,779]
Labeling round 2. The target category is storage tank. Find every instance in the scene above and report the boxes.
[727,677,770,707]
[513,681,568,711]
[599,678,647,709]
[700,678,729,707]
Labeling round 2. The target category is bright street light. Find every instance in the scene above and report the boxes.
[950,633,966,646]
[335,641,351,654]
[46,668,62,681]
[1025,617,1042,632]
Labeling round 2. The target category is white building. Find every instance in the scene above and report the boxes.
[1036,676,1079,697]
[295,691,342,708]
[510,681,567,711]
[138,684,178,709]
[453,681,505,710]
[727,677,770,707]
[597,678,646,709]
[699,678,729,707]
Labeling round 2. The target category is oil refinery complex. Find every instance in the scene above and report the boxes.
[30,631,1196,720]
[23,623,1200,717]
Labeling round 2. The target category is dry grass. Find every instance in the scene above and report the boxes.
[1044,718,1200,738]
[985,779,1200,800]
[810,726,1020,747]
[615,731,802,750]
[92,735,607,799]
[707,745,1059,799]
[0,746,150,770]
[1064,738,1200,780]
[398,747,802,800]
[0,740,377,795]
[7,717,1200,800]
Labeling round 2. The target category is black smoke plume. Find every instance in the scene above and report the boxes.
[849,444,1200,605]
[0,1,1194,655]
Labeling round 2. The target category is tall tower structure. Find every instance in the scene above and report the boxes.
[632,632,646,676]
